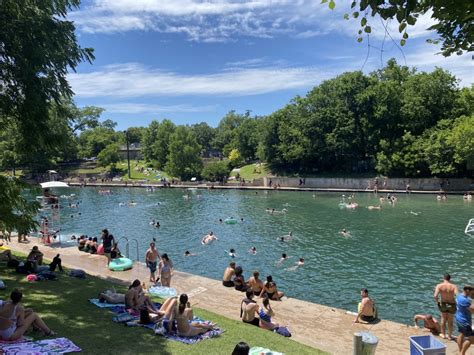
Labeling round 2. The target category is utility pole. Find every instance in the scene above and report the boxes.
[125,130,131,179]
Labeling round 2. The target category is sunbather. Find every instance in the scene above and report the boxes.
[99,290,126,304]
[125,280,159,314]
[0,289,55,340]
[258,297,279,330]
[174,294,214,337]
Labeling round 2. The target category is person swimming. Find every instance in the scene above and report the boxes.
[297,258,305,266]
[278,253,288,264]
[278,231,293,242]
[227,248,236,258]
[184,250,197,257]
[248,247,257,255]
[367,205,382,210]
[340,229,351,238]
[201,232,218,245]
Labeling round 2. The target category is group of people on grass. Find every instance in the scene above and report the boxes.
[413,274,474,355]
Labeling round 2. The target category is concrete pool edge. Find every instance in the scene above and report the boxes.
[4,240,463,354]
[65,181,471,195]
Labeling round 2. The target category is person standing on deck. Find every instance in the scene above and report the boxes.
[434,273,458,340]
[455,286,474,355]
[145,242,160,284]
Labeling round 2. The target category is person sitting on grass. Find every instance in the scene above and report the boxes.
[139,296,177,325]
[0,244,16,262]
[259,275,284,301]
[125,280,160,315]
[174,294,215,337]
[0,289,55,340]
[258,297,279,330]
[240,289,260,327]
[413,314,441,335]
[232,342,250,355]
[49,254,63,272]
[222,262,236,287]
[27,246,43,271]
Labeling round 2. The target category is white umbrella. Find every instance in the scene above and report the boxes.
[47,170,58,174]
[40,181,69,188]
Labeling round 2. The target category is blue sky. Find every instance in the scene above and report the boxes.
[68,0,473,130]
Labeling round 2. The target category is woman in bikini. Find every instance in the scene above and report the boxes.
[0,289,55,340]
[259,275,284,300]
[125,280,159,314]
[158,254,173,287]
[258,297,279,330]
[174,294,214,337]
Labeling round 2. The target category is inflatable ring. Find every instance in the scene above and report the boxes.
[109,257,133,271]
[225,218,238,224]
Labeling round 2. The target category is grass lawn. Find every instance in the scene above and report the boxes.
[1,255,323,354]
[231,164,270,181]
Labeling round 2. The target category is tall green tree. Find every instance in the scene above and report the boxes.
[165,127,202,180]
[212,111,245,155]
[191,122,216,155]
[97,143,120,170]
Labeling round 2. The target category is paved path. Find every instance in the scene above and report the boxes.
[6,240,468,354]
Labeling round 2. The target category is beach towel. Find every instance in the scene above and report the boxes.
[148,286,177,298]
[154,317,223,344]
[2,337,81,354]
[0,336,32,345]
[249,347,284,355]
[89,298,125,308]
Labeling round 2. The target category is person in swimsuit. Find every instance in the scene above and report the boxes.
[99,290,126,304]
[240,290,259,326]
[174,294,214,337]
[354,288,376,323]
[413,314,441,335]
[258,297,279,330]
[278,253,288,264]
[0,289,55,340]
[145,242,160,284]
[248,247,257,255]
[455,285,474,355]
[201,232,218,245]
[246,271,264,296]
[125,280,160,314]
[233,266,247,292]
[259,275,284,301]
[434,273,458,339]
[222,262,236,287]
[158,254,173,287]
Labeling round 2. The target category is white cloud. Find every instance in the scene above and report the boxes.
[68,62,333,98]
[99,102,217,114]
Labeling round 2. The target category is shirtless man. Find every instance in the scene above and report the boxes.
[354,288,376,323]
[222,262,236,287]
[145,242,160,283]
[240,289,260,326]
[434,273,458,339]
[414,314,441,335]
[201,231,218,245]
[246,271,264,296]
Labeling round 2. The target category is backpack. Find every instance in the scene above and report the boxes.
[69,269,86,279]
[274,326,291,337]
[37,270,57,280]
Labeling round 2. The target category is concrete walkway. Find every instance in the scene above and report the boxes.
[6,240,468,355]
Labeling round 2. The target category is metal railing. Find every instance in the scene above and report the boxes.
[116,236,140,262]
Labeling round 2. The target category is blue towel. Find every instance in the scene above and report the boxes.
[89,298,125,308]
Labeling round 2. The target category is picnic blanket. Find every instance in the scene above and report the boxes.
[1,337,81,354]
[0,336,32,345]
[154,317,223,344]
[89,298,125,308]
[148,286,177,298]
[249,347,284,355]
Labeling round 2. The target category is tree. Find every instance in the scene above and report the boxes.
[201,161,230,182]
[165,127,202,180]
[325,0,473,56]
[191,122,216,155]
[212,111,245,155]
[0,176,40,238]
[141,120,176,168]
[78,126,118,158]
[228,149,244,169]
[0,0,94,148]
[232,118,260,162]
[97,144,120,169]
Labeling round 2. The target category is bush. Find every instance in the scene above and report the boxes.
[201,161,230,182]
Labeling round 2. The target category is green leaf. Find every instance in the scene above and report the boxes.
[321,0,328,3]
[399,22,406,32]
[353,11,359,18]
[364,25,371,33]
[406,15,416,25]
[400,39,406,46]
[361,17,367,26]
[357,37,363,43]
[344,13,350,20]
[358,29,363,35]
[351,1,356,9]
[328,0,335,10]
[403,32,408,39]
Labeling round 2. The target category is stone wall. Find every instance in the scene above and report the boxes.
[263,177,473,191]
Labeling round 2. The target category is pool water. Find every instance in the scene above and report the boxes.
[36,187,473,324]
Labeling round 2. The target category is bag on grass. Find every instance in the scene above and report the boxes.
[113,313,135,323]
[69,269,86,279]
[274,326,291,337]
[37,270,57,280]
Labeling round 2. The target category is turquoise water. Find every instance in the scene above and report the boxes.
[36,187,473,324]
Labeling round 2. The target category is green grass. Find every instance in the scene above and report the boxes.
[1,255,323,354]
[231,163,270,181]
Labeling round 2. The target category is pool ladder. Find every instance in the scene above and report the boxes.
[116,237,140,262]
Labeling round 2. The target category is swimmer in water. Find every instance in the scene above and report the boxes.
[367,205,382,210]
[409,211,420,216]
[228,248,236,258]
[149,219,156,226]
[184,250,197,257]
[297,258,305,266]
[218,218,223,223]
[248,247,257,255]
[155,221,160,228]
[278,253,288,264]
[201,232,218,245]
[340,229,351,238]
[240,218,244,222]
